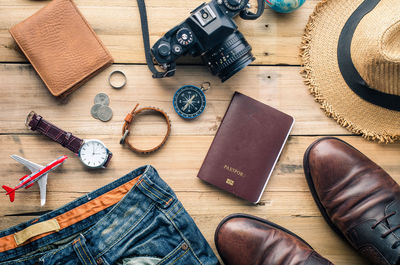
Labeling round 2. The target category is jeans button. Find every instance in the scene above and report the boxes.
[181,243,188,250]
[96,258,104,265]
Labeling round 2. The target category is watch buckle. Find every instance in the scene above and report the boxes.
[25,111,36,129]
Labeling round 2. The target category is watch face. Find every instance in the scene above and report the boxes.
[79,140,108,168]
[173,85,206,119]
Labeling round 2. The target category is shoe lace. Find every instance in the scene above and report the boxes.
[371,211,400,249]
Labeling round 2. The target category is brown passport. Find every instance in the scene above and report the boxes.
[9,0,114,97]
[198,92,294,203]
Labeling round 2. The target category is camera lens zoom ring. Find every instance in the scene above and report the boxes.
[209,45,252,73]
[202,31,254,82]
[206,33,243,60]
[220,34,242,50]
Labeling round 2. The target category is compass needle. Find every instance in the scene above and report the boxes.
[173,85,208,119]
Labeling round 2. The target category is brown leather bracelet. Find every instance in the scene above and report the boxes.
[120,104,171,154]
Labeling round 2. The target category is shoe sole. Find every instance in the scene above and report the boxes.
[214,213,314,261]
[303,136,349,240]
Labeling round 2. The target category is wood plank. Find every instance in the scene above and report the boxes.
[1,135,394,264]
[0,63,350,136]
[0,0,318,65]
[1,135,399,196]
[0,135,398,213]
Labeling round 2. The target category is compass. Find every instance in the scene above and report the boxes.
[173,84,208,119]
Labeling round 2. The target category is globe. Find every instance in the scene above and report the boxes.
[265,0,306,13]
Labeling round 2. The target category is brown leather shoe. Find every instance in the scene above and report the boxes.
[304,137,400,265]
[215,214,333,265]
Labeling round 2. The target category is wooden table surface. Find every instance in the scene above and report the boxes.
[1,0,399,264]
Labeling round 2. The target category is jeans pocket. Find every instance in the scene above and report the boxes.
[157,241,199,265]
[118,256,162,265]
[116,241,200,265]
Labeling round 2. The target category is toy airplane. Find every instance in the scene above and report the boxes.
[2,155,67,206]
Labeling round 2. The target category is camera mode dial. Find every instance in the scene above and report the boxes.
[176,28,194,46]
[223,0,246,10]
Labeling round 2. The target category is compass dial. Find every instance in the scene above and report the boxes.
[173,85,206,119]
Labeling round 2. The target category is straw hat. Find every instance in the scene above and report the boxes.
[301,0,400,143]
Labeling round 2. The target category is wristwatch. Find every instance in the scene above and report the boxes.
[26,111,112,169]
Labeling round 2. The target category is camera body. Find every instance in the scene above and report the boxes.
[151,0,256,82]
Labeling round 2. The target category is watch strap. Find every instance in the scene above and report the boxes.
[120,104,171,154]
[26,111,84,154]
[103,152,113,167]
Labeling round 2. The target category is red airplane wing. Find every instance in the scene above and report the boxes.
[25,183,35,189]
[19,175,29,181]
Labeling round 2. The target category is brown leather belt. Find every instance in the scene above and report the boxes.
[120,104,171,154]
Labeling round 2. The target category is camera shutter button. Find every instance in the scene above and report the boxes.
[158,43,171,57]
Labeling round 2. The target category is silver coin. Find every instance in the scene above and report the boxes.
[94,93,110,106]
[90,104,103,119]
[97,105,113,122]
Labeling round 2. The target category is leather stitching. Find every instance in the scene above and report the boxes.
[28,113,84,154]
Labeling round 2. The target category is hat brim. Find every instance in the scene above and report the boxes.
[301,0,400,143]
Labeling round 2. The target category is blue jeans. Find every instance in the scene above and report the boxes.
[0,165,220,265]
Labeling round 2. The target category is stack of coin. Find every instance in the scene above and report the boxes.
[91,93,113,122]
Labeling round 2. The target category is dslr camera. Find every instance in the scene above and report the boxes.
[151,0,264,82]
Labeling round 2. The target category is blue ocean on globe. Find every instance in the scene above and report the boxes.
[265,0,306,13]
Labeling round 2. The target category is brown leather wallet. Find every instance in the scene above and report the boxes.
[9,0,114,97]
[120,104,171,154]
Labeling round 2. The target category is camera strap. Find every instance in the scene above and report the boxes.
[240,0,265,20]
[136,0,176,78]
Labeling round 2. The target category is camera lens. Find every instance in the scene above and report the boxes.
[202,32,255,82]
